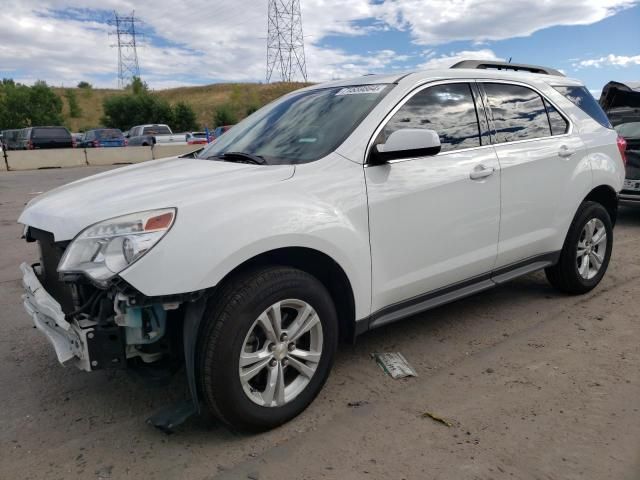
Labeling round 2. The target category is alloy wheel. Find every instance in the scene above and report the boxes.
[239,299,323,407]
[576,218,607,280]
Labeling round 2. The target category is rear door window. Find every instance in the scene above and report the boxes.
[482,83,551,143]
[553,86,612,128]
[377,83,482,153]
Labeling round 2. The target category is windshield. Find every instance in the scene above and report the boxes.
[197,84,392,164]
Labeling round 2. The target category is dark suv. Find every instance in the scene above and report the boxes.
[19,126,73,150]
[600,81,640,204]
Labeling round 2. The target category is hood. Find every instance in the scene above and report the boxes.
[599,81,640,111]
[19,156,295,241]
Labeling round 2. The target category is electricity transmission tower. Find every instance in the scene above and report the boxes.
[109,11,142,89]
[266,0,308,83]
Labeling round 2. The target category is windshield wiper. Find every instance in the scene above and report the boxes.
[221,151,266,165]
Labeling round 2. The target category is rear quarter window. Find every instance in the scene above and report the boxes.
[553,86,612,129]
[143,126,172,135]
[32,128,71,139]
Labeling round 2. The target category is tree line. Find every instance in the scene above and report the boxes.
[0,79,65,129]
[0,76,280,134]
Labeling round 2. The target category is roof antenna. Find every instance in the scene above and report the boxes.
[508,57,512,63]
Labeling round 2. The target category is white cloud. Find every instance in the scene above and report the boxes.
[0,0,637,89]
[574,54,640,68]
[376,0,637,45]
[418,49,502,70]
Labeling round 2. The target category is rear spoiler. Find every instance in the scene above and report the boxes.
[451,60,565,77]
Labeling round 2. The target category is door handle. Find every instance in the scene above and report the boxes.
[558,145,575,158]
[469,164,495,180]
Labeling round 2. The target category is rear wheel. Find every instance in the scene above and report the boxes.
[545,201,613,294]
[196,266,338,431]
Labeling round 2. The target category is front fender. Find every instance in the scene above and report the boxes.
[120,155,372,320]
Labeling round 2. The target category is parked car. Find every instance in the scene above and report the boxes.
[186,132,208,145]
[17,126,73,150]
[79,128,127,148]
[600,81,640,205]
[212,125,232,139]
[71,132,84,147]
[126,124,186,146]
[1,129,22,150]
[18,61,624,432]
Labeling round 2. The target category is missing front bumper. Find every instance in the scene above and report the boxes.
[21,262,94,371]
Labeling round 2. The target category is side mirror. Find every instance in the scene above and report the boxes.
[369,128,441,165]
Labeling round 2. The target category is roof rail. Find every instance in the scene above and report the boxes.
[450,60,565,77]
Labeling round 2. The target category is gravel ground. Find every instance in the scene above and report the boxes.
[0,166,639,480]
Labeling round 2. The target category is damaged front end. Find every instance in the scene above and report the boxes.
[21,226,199,374]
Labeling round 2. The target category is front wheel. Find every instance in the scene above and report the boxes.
[545,201,613,294]
[196,266,338,431]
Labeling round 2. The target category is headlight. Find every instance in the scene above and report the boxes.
[58,208,176,285]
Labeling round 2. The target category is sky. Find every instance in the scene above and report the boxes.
[0,0,639,94]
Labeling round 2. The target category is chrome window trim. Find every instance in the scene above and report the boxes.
[364,78,481,165]
[364,77,574,166]
[478,79,573,144]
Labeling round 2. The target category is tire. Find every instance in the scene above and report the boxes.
[196,266,338,432]
[545,201,613,294]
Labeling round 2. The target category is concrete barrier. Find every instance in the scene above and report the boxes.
[86,146,153,166]
[152,144,201,159]
[7,148,87,170]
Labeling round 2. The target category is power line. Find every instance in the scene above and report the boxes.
[109,11,142,89]
[266,0,308,83]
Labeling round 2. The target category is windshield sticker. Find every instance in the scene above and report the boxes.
[336,85,387,96]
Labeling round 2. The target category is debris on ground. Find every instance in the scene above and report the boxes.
[347,401,369,408]
[371,352,417,379]
[421,411,453,427]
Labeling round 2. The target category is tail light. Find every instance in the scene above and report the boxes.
[93,140,100,148]
[617,135,627,166]
[27,140,34,150]
[124,138,128,147]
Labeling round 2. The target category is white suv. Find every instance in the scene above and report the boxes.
[19,61,625,432]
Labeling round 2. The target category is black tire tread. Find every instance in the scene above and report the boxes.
[545,201,612,294]
[196,265,336,431]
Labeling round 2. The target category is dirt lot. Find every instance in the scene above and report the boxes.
[1,166,639,480]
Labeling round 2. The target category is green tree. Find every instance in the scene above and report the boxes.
[127,76,148,95]
[77,81,92,89]
[26,81,64,126]
[65,89,82,118]
[0,79,63,129]
[172,102,197,132]
[213,103,237,127]
[101,93,174,131]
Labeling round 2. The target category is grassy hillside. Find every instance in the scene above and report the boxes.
[54,82,309,132]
